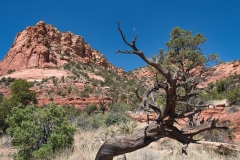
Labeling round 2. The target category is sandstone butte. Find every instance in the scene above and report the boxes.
[0,21,124,76]
[0,21,240,142]
[0,21,125,108]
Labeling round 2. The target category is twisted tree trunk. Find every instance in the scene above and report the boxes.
[95,123,164,160]
[95,119,226,160]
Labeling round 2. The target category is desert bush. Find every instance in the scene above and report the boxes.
[226,105,239,113]
[74,62,81,69]
[7,69,16,74]
[0,77,15,86]
[0,80,37,133]
[76,102,133,130]
[61,76,65,82]
[0,92,3,103]
[202,74,240,105]
[105,114,120,126]
[61,104,81,121]
[195,122,234,143]
[226,88,240,105]
[105,103,132,126]
[0,77,6,83]
[207,82,215,90]
[63,63,71,70]
[0,98,18,133]
[76,113,105,129]
[118,121,137,135]
[84,103,97,115]
[7,103,76,160]
[52,76,58,85]
[216,79,227,93]
[10,79,37,106]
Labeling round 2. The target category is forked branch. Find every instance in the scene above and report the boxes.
[116,21,170,80]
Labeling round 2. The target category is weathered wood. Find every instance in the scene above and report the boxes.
[95,123,163,160]
[95,120,227,160]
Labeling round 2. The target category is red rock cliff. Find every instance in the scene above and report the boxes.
[0,21,123,75]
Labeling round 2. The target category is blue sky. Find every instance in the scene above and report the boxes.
[0,0,239,71]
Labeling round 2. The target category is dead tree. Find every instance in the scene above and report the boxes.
[95,21,227,160]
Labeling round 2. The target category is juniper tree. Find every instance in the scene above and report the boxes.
[95,22,227,160]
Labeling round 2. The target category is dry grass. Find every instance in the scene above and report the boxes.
[52,128,105,160]
[1,127,239,160]
[52,127,240,160]
[0,134,16,160]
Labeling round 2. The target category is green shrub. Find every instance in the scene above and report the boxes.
[0,79,37,133]
[10,79,37,106]
[216,79,226,93]
[0,98,18,133]
[76,113,105,129]
[7,103,76,160]
[105,114,120,126]
[0,77,6,83]
[105,103,132,126]
[197,122,234,143]
[76,102,134,130]
[99,103,107,114]
[118,121,137,135]
[63,63,71,70]
[0,77,15,86]
[61,104,81,121]
[84,104,97,115]
[7,69,16,74]
[0,92,3,103]
[226,88,240,105]
[61,76,65,82]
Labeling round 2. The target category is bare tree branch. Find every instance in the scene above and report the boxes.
[135,86,143,102]
[116,21,170,81]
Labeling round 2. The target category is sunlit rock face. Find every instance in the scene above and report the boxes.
[0,21,123,75]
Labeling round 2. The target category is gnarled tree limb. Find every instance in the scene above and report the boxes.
[95,21,229,160]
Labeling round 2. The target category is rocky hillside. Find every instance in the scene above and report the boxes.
[202,60,240,87]
[0,21,240,144]
[0,21,124,76]
[130,60,240,88]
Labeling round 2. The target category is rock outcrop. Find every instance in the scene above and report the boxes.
[0,21,123,75]
[200,61,240,87]
[131,61,240,88]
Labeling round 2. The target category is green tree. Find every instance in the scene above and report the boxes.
[0,80,38,133]
[7,103,76,160]
[10,79,37,106]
